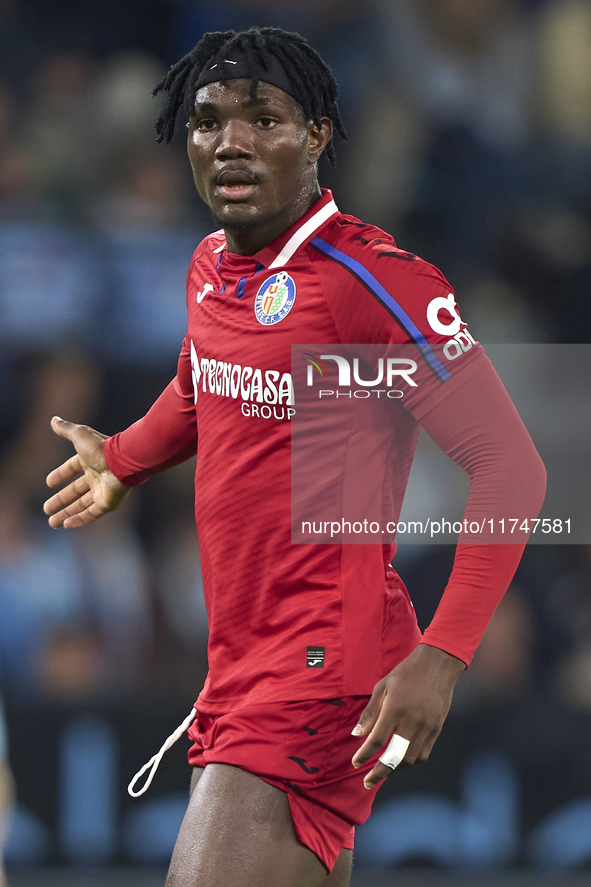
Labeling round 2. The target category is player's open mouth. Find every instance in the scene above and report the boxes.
[216,182,258,201]
[214,168,260,202]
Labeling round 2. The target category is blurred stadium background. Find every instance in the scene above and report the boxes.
[1,0,591,884]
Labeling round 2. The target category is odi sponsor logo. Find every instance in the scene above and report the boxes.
[190,340,295,421]
[304,352,418,399]
[426,293,476,360]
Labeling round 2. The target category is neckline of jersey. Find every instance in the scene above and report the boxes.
[216,189,339,271]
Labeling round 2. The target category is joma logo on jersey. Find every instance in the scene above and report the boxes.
[254,272,296,325]
[190,341,295,421]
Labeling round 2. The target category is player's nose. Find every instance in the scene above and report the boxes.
[215,119,256,160]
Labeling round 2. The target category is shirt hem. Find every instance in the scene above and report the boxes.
[195,682,371,715]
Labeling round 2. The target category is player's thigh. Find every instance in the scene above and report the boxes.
[189,764,351,886]
[322,848,352,887]
[166,762,328,887]
[189,765,204,796]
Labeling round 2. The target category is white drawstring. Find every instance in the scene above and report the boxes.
[128,708,197,797]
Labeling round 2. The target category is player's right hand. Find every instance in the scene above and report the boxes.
[43,417,131,528]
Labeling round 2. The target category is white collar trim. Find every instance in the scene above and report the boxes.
[268,199,338,269]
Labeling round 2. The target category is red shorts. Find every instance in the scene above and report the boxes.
[187,696,382,872]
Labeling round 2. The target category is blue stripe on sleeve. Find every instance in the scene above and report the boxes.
[311,236,451,382]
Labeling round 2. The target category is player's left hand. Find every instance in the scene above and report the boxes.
[351,643,466,789]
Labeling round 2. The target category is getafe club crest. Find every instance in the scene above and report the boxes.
[254,271,296,325]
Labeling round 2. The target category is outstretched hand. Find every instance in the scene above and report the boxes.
[351,643,466,789]
[44,417,131,528]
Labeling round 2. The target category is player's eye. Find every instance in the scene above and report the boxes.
[195,118,217,131]
[257,116,277,128]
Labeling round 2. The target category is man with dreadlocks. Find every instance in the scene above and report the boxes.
[44,25,545,887]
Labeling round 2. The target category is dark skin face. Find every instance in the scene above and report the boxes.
[187,78,333,255]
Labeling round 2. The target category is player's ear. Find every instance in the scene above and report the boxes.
[307,117,333,165]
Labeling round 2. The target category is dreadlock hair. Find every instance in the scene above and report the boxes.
[153,26,347,166]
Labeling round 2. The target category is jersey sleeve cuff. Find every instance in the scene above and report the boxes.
[417,635,472,668]
[103,435,151,487]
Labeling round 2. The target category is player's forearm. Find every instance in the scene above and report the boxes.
[420,543,529,665]
[419,358,547,664]
[104,374,197,486]
[426,437,545,664]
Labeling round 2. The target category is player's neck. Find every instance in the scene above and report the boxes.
[222,186,323,256]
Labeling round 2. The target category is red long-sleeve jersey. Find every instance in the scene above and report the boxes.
[105,190,546,713]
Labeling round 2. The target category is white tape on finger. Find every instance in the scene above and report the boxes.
[379,733,410,770]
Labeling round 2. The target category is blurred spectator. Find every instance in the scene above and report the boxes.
[547,546,591,710]
[2,0,171,64]
[0,79,11,147]
[92,143,196,234]
[0,85,103,529]
[86,112,209,682]
[0,77,49,224]
[22,51,101,219]
[0,41,209,703]
[0,500,152,700]
[88,146,199,570]
[0,91,157,700]
[538,0,591,149]
[0,109,105,539]
[557,644,591,711]
[0,353,100,517]
[90,141,206,568]
[151,508,208,697]
[0,350,152,703]
[0,216,103,459]
[495,0,591,341]
[383,0,534,149]
[455,587,536,707]
[365,0,537,271]
[94,50,165,147]
[0,0,38,96]
[0,689,14,887]
[455,274,550,343]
